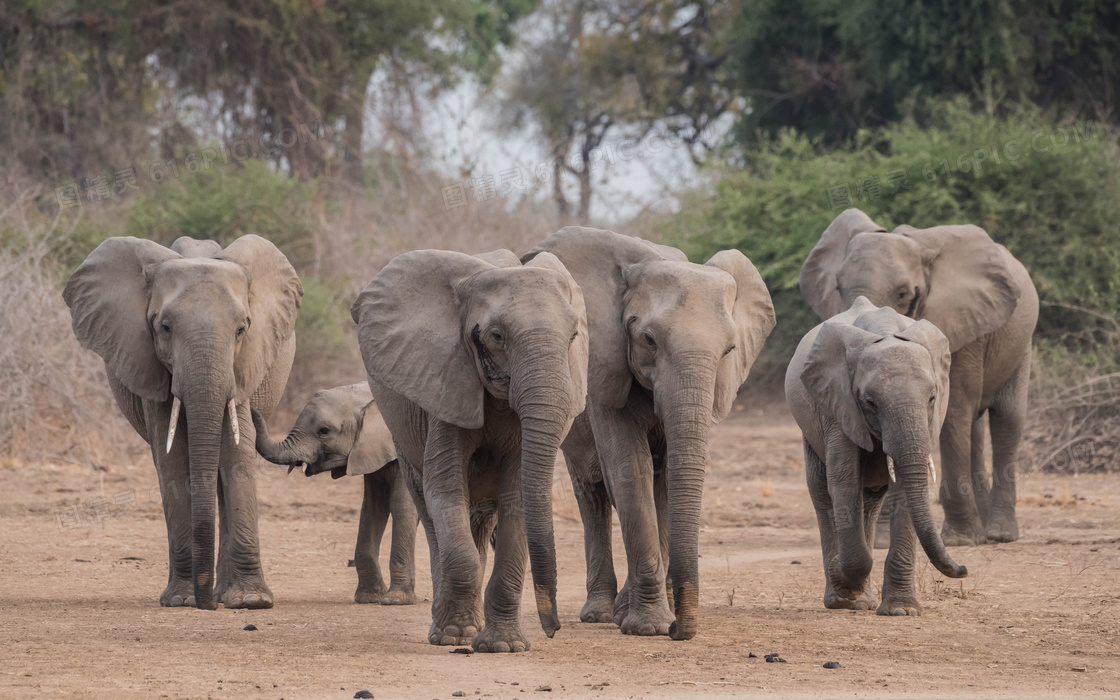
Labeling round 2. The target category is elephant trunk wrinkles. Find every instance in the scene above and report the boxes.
[884,413,967,580]
[658,354,716,641]
[181,344,236,611]
[251,411,317,467]
[510,330,571,638]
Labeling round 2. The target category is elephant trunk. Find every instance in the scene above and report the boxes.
[251,409,318,468]
[658,355,717,641]
[180,356,236,611]
[510,330,572,638]
[884,414,967,580]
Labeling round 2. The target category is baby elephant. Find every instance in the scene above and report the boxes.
[785,297,967,616]
[251,383,418,605]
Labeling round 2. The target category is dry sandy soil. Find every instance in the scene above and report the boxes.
[2,403,1118,699]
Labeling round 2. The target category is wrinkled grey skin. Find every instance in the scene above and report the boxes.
[251,383,419,605]
[526,228,775,640]
[63,235,303,610]
[801,210,1039,546]
[786,297,968,615]
[351,249,589,653]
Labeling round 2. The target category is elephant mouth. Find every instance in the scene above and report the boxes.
[292,453,348,477]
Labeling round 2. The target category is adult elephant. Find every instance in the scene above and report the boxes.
[251,383,419,605]
[350,249,588,653]
[800,209,1039,545]
[64,235,302,609]
[525,228,775,640]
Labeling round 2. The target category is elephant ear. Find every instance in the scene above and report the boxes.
[524,227,666,410]
[801,321,880,451]
[800,209,886,320]
[218,235,303,396]
[351,250,492,429]
[639,239,689,262]
[347,400,398,476]
[63,237,180,402]
[895,319,953,436]
[901,225,1021,352]
[704,250,777,423]
[524,251,590,416]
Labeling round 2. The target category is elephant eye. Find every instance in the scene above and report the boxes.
[642,331,655,347]
[864,397,877,411]
[236,325,247,337]
[318,426,330,436]
[160,321,171,333]
[490,329,503,343]
[929,395,936,406]
[722,344,735,357]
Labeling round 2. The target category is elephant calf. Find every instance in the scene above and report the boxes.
[785,297,967,616]
[251,383,418,605]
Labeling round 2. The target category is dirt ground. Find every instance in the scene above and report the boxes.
[2,403,1118,699]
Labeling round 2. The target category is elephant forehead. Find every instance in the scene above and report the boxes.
[628,260,732,301]
[464,266,571,309]
[839,234,922,287]
[156,257,249,294]
[859,341,935,384]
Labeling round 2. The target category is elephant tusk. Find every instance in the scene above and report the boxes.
[886,455,896,483]
[928,454,937,482]
[228,398,240,446]
[166,396,181,453]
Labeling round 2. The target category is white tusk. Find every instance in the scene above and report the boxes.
[886,455,896,483]
[228,398,240,446]
[166,396,181,454]
[928,454,937,482]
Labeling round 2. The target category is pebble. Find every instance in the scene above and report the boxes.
[347,559,356,567]
[354,691,374,699]
[536,685,552,692]
[450,648,473,655]
[452,692,465,697]
[791,560,801,565]
[764,654,786,663]
[243,624,258,631]
[823,661,841,669]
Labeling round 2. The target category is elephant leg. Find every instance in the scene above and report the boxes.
[566,450,618,623]
[216,437,273,609]
[594,406,673,637]
[938,348,986,546]
[807,441,875,610]
[970,414,991,524]
[472,462,531,653]
[877,484,921,616]
[654,454,674,612]
[383,465,419,605]
[150,405,195,607]
[215,477,232,603]
[354,472,391,604]
[423,422,483,646]
[400,454,442,615]
[824,436,873,603]
[985,359,1029,543]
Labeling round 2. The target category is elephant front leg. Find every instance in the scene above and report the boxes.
[215,431,273,609]
[985,361,1029,543]
[383,465,419,605]
[938,354,987,545]
[424,423,483,646]
[354,473,390,604]
[596,409,673,637]
[154,443,195,607]
[877,488,921,616]
[472,462,531,653]
[806,441,874,611]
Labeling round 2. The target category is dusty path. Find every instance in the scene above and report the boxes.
[2,404,1119,698]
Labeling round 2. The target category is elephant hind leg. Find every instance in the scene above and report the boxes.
[472,460,530,653]
[985,360,1030,543]
[568,452,618,623]
[382,464,419,605]
[970,414,991,522]
[354,472,391,604]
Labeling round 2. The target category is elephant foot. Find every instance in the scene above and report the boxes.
[354,585,388,604]
[824,586,877,611]
[222,577,274,609]
[877,596,921,616]
[985,513,1019,543]
[580,593,617,623]
[620,606,674,636]
[612,587,629,626]
[428,622,479,646]
[380,586,417,606]
[472,624,530,653]
[160,578,196,608]
[941,520,984,547]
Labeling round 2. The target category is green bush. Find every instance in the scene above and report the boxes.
[667,98,1120,379]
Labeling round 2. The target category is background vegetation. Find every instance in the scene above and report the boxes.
[2,0,1118,472]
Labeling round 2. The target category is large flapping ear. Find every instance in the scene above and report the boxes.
[524,251,590,416]
[352,250,493,429]
[63,237,180,402]
[900,225,1021,352]
[800,209,886,320]
[801,321,880,451]
[347,400,398,476]
[524,227,669,409]
[704,249,777,422]
[218,235,304,396]
[895,318,953,436]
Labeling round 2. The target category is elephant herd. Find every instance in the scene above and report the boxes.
[63,209,1038,651]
